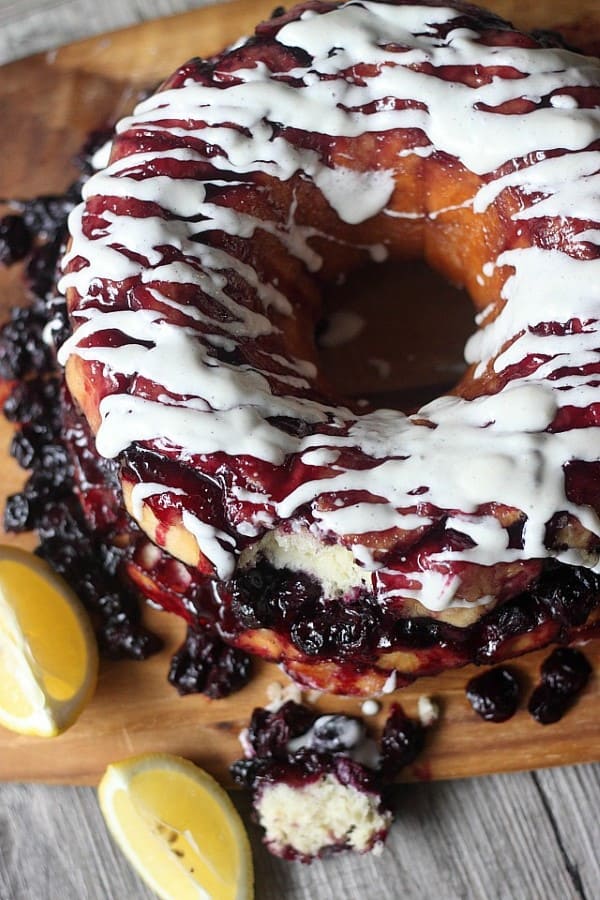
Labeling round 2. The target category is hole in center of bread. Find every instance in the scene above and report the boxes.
[316,258,473,412]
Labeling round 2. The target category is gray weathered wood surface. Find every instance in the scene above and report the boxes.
[0,1,599,898]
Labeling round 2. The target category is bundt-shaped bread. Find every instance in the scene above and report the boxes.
[59,0,600,693]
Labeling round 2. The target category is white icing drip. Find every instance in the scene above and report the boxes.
[465,249,600,376]
[314,167,396,224]
[301,448,341,467]
[181,510,237,578]
[287,714,380,768]
[90,140,112,170]
[312,502,432,535]
[381,671,397,694]
[58,1,600,611]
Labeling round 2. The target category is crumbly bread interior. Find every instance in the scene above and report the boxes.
[256,774,390,857]
[239,528,368,598]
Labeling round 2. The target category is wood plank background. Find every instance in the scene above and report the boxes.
[0,1,599,897]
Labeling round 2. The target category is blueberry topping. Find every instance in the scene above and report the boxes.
[168,626,251,699]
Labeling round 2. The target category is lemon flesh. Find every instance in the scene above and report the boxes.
[99,754,254,900]
[0,546,98,736]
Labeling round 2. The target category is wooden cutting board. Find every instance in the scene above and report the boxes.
[0,0,598,787]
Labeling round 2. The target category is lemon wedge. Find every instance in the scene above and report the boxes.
[98,753,254,900]
[0,544,98,737]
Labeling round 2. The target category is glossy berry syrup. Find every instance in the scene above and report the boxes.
[0,137,251,698]
[222,554,600,692]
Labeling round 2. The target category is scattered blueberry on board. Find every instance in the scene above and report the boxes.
[466,667,521,723]
[528,647,592,725]
[465,647,592,725]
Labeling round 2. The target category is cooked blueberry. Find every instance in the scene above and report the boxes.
[26,236,64,300]
[98,542,123,578]
[476,601,534,661]
[25,468,69,504]
[528,684,569,724]
[230,560,321,631]
[247,701,316,758]
[391,617,443,649]
[0,215,32,265]
[39,443,71,478]
[528,646,591,724]
[541,646,592,693]
[0,307,51,378]
[230,758,264,790]
[466,667,521,723]
[3,378,57,424]
[330,602,380,656]
[21,195,74,237]
[290,611,330,656]
[36,536,83,574]
[168,626,251,699]
[36,501,84,543]
[380,704,425,781]
[4,492,34,532]
[230,591,273,629]
[10,425,46,468]
[99,619,162,661]
[531,564,597,627]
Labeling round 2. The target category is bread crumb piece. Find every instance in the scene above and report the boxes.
[417,695,440,727]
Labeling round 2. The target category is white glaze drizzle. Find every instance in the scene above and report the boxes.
[287,714,380,768]
[59,1,600,610]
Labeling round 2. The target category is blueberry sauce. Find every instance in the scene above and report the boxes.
[466,666,521,723]
[223,556,599,690]
[528,647,592,724]
[0,137,251,697]
[168,626,251,699]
